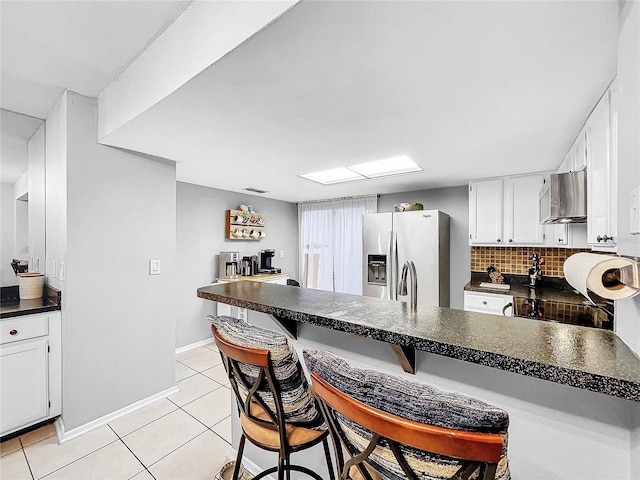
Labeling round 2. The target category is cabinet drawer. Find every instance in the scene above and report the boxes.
[464,291,513,316]
[1,315,48,345]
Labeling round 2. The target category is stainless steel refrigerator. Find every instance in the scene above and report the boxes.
[362,210,450,307]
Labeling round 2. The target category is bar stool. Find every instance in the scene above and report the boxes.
[304,349,511,480]
[209,316,335,480]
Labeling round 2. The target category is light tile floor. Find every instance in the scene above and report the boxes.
[0,341,232,480]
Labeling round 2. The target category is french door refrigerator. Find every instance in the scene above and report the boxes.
[362,210,450,307]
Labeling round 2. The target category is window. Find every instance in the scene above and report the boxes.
[298,196,377,294]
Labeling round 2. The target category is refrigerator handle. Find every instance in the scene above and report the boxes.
[389,231,398,300]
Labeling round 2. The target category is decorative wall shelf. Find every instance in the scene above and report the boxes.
[225,209,266,240]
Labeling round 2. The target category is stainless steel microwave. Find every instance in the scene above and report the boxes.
[539,170,587,224]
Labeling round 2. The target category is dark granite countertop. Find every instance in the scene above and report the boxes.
[464,272,609,306]
[0,285,61,319]
[198,281,640,402]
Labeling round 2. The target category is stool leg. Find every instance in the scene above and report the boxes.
[322,437,336,480]
[277,453,286,480]
[233,434,246,480]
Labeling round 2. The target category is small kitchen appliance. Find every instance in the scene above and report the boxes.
[219,251,240,279]
[258,249,281,274]
[241,256,254,276]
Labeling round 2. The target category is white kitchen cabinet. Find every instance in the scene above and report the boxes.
[464,291,513,316]
[558,131,588,174]
[561,131,588,173]
[586,84,617,250]
[0,312,61,436]
[469,174,545,246]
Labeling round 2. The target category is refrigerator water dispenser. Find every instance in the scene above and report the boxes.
[367,255,387,285]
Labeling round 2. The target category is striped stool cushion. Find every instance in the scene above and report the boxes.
[303,349,511,480]
[209,316,323,429]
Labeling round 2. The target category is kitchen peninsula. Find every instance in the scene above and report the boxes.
[198,281,640,479]
[198,281,639,401]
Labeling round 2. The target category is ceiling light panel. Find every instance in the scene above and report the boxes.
[349,155,422,178]
[299,167,364,185]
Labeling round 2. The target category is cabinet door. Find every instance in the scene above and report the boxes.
[464,291,513,316]
[573,130,588,171]
[504,175,545,244]
[0,338,49,435]
[469,179,503,244]
[547,224,569,246]
[586,89,616,247]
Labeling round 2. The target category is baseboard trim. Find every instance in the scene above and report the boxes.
[55,386,179,444]
[175,338,213,354]
[226,447,276,480]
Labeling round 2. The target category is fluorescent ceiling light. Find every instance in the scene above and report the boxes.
[300,167,364,185]
[349,155,422,178]
[299,156,422,185]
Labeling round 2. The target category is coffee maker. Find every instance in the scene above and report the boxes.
[219,251,240,279]
[258,249,281,274]
[241,256,254,276]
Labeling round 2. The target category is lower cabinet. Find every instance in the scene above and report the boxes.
[0,312,61,436]
[463,291,513,317]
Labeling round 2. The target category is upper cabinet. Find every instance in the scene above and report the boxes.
[585,82,617,250]
[469,174,545,246]
[559,130,588,173]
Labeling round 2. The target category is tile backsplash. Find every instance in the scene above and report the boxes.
[471,247,591,277]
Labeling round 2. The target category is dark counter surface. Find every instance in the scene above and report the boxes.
[464,272,609,306]
[198,281,640,402]
[1,285,61,319]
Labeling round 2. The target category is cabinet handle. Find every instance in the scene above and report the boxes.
[9,329,18,335]
[482,301,488,305]
[597,235,613,243]
[508,239,513,243]
[496,239,501,243]
[558,238,563,243]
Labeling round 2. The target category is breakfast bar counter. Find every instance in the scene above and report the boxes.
[198,281,640,479]
[198,281,640,402]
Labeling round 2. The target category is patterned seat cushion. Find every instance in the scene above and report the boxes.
[303,349,511,480]
[209,316,323,429]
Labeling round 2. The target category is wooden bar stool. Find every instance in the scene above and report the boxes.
[304,349,511,480]
[210,317,335,480]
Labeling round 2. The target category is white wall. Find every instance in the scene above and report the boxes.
[378,186,469,309]
[615,2,640,477]
[46,91,177,433]
[614,0,640,357]
[176,181,298,348]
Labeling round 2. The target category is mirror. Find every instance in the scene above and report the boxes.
[1,109,45,287]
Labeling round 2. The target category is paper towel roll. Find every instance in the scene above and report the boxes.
[564,253,640,304]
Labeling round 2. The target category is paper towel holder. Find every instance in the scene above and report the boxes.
[608,257,640,290]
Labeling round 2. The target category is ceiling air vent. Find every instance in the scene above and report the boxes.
[243,187,269,194]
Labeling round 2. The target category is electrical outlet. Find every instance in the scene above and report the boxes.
[149,259,161,275]
[52,261,57,278]
[59,263,64,281]
[279,250,284,258]
[238,308,248,321]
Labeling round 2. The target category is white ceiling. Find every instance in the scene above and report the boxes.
[0,0,193,119]
[1,1,620,202]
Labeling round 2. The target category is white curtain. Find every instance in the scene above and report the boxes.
[298,196,377,294]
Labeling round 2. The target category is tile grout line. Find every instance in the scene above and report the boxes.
[30,438,122,480]
[107,424,153,480]
[17,442,36,480]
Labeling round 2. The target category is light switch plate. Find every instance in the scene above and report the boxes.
[149,259,161,275]
[631,187,640,235]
